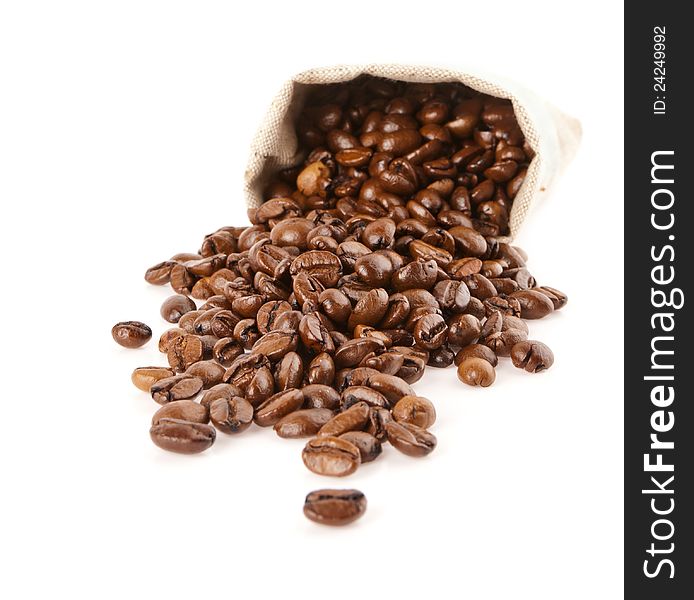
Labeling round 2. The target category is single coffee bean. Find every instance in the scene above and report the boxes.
[151,400,209,426]
[112,321,152,348]
[385,421,437,457]
[150,374,204,404]
[184,360,226,389]
[303,489,367,526]
[339,432,382,463]
[275,351,304,390]
[167,334,204,372]
[454,343,498,367]
[533,286,568,310]
[391,395,436,429]
[149,418,216,454]
[158,327,185,353]
[212,337,244,367]
[274,408,334,438]
[456,357,496,387]
[307,352,335,386]
[482,328,528,357]
[160,295,197,323]
[302,436,361,477]
[145,260,176,285]
[413,313,448,350]
[510,340,555,372]
[209,396,254,433]
[131,366,175,392]
[367,373,414,404]
[254,388,305,427]
[303,384,342,410]
[199,382,243,408]
[447,314,481,348]
[509,290,555,319]
[318,401,371,437]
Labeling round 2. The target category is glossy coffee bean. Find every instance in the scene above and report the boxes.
[510,340,555,372]
[303,489,367,526]
[200,383,243,408]
[209,396,254,433]
[386,421,437,457]
[303,384,342,410]
[149,419,216,454]
[509,290,555,319]
[167,334,204,372]
[318,402,371,437]
[184,360,226,389]
[457,357,496,387]
[212,337,244,367]
[151,400,209,426]
[274,408,334,438]
[145,260,176,285]
[160,295,197,323]
[302,436,361,477]
[131,366,175,392]
[454,343,498,367]
[112,321,152,348]
[150,374,204,404]
[391,395,436,429]
[339,431,382,463]
[254,388,304,427]
[533,286,568,310]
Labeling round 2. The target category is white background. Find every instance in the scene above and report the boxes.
[0,1,624,598]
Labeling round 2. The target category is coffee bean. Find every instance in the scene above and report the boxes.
[303,489,367,526]
[160,295,197,323]
[367,373,414,404]
[112,321,152,348]
[150,374,204,404]
[385,421,437,457]
[302,436,361,477]
[454,344,498,367]
[275,351,304,390]
[209,396,254,433]
[254,388,304,427]
[152,400,209,425]
[510,340,554,372]
[456,357,496,387]
[391,395,436,429]
[447,314,481,347]
[167,334,204,372]
[274,408,334,438]
[184,360,226,389]
[150,419,216,454]
[158,328,185,353]
[200,383,244,408]
[131,366,175,392]
[509,290,555,319]
[212,337,244,367]
[413,313,448,350]
[303,384,342,410]
[145,260,176,285]
[318,401,371,437]
[533,286,568,310]
[338,432,382,463]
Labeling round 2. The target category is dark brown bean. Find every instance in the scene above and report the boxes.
[303,489,367,526]
[150,419,216,454]
[112,321,152,348]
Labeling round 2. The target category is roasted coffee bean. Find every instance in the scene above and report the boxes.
[510,340,555,372]
[212,337,244,367]
[150,419,216,454]
[290,251,342,287]
[318,401,371,437]
[392,395,436,429]
[392,260,438,291]
[232,318,259,350]
[447,314,481,348]
[317,288,352,323]
[341,386,389,410]
[256,300,292,334]
[307,352,335,385]
[299,314,335,354]
[131,366,175,392]
[334,337,385,368]
[347,288,389,330]
[160,295,197,323]
[533,286,568,310]
[223,353,270,389]
[209,396,254,434]
[158,327,185,353]
[483,295,522,318]
[245,366,275,407]
[501,314,529,334]
[303,384,341,410]
[150,374,204,404]
[274,408,334,438]
[145,260,176,285]
[170,264,197,295]
[185,360,226,389]
[483,328,528,357]
[254,388,304,427]
[354,252,395,287]
[112,321,152,348]
[432,279,470,313]
[509,290,555,319]
[167,334,204,372]
[413,313,448,350]
[302,436,361,477]
[427,344,455,368]
[361,349,404,375]
[303,489,367,526]
[457,357,496,387]
[367,373,414,404]
[386,421,437,457]
[365,407,392,442]
[178,310,204,333]
[454,343,498,367]
[200,383,243,408]
[338,432,382,463]
[275,351,304,390]
[152,400,209,426]
[192,308,223,336]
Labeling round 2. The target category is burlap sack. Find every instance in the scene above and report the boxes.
[244,64,582,240]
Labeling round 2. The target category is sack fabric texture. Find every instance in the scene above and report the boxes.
[244,64,582,240]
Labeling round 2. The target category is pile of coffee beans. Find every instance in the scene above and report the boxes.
[116,76,567,524]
